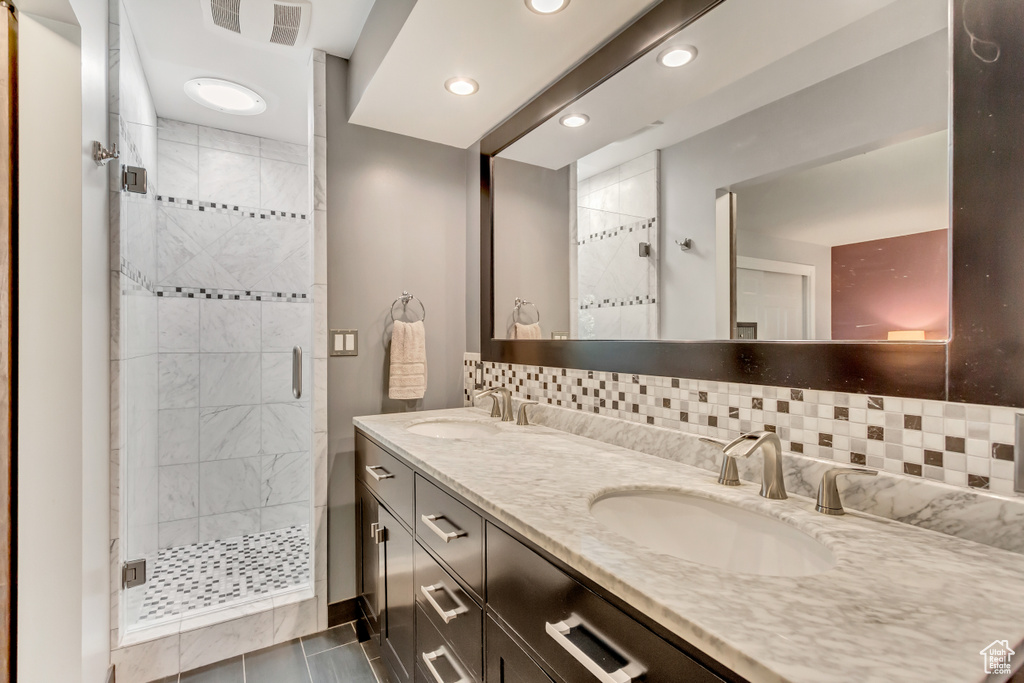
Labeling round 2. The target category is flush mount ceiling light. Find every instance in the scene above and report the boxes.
[445,77,479,96]
[559,113,590,128]
[657,44,698,68]
[184,78,266,115]
[525,0,569,14]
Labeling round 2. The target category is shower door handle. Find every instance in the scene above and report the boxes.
[292,346,302,399]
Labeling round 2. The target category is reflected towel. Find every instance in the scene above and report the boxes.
[514,322,542,339]
[389,320,427,400]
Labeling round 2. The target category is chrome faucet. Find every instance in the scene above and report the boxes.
[516,400,539,426]
[721,431,788,500]
[475,388,502,418]
[815,467,876,515]
[475,387,514,422]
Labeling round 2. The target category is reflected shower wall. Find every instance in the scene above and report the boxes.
[575,151,660,340]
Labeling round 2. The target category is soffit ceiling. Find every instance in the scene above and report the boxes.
[347,0,660,149]
[122,0,375,144]
[122,0,660,148]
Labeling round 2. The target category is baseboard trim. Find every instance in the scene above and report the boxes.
[327,597,361,628]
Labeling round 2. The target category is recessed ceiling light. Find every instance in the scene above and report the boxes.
[525,0,569,14]
[657,45,698,68]
[559,113,589,128]
[184,78,266,115]
[445,77,479,96]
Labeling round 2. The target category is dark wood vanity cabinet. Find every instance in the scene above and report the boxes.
[486,617,555,683]
[356,480,380,632]
[355,430,736,683]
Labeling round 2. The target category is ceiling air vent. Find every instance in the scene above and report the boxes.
[201,0,311,47]
[269,3,303,46]
[210,0,242,33]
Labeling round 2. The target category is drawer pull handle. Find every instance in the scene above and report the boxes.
[421,514,467,543]
[365,465,394,481]
[420,582,469,624]
[545,615,645,683]
[422,646,471,683]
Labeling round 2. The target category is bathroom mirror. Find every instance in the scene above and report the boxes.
[492,0,950,343]
[480,0,1024,406]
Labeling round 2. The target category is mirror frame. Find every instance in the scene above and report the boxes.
[480,0,1024,407]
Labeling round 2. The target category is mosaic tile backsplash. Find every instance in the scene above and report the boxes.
[464,353,1021,497]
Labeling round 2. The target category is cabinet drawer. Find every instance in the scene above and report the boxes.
[485,617,554,683]
[417,603,478,683]
[486,525,723,683]
[415,542,482,679]
[357,431,414,527]
[416,476,484,596]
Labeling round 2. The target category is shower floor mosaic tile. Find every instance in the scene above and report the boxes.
[136,524,310,624]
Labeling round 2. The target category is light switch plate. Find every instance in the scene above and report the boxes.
[330,329,358,356]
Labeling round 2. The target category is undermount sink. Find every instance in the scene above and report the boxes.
[406,418,501,439]
[589,490,835,577]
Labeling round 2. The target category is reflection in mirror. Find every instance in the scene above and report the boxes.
[493,0,950,342]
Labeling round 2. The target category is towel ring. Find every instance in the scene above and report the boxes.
[513,298,540,325]
[390,291,426,323]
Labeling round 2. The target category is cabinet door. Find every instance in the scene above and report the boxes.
[357,481,380,632]
[381,506,416,683]
[486,617,554,683]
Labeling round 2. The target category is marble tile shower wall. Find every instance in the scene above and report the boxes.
[576,151,659,340]
[109,4,328,670]
[153,120,312,549]
[463,354,1022,497]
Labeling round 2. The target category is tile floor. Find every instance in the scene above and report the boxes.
[148,621,389,683]
[132,525,310,626]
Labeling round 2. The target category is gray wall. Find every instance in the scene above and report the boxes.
[492,157,571,339]
[660,30,947,340]
[326,55,468,600]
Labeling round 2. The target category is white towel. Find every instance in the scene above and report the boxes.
[514,322,542,339]
[389,320,427,400]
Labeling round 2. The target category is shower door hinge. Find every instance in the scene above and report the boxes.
[122,558,147,589]
[121,165,148,194]
[370,523,387,545]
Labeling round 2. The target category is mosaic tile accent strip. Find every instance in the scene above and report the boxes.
[463,355,1021,496]
[577,217,656,245]
[579,294,657,310]
[136,525,309,625]
[157,194,308,222]
[120,255,155,292]
[154,285,309,303]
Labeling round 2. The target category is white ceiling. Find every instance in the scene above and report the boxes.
[499,0,948,175]
[123,0,376,144]
[347,0,659,149]
[736,130,949,247]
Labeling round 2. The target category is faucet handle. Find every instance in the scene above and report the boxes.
[816,467,877,515]
[474,389,502,418]
[516,400,539,426]
[700,437,741,486]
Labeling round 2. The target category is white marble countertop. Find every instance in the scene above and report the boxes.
[354,407,1024,683]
